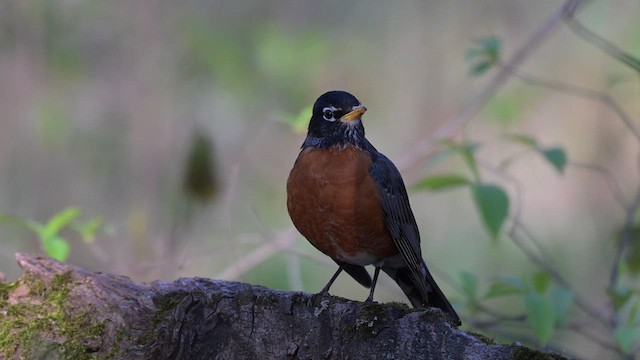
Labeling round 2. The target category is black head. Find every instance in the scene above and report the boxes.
[303,90,367,148]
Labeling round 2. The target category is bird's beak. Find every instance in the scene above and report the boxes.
[340,105,367,122]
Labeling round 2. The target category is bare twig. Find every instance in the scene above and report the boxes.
[500,65,640,144]
[565,15,640,74]
[215,228,298,280]
[510,223,613,328]
[397,0,587,172]
[566,322,621,353]
[569,162,629,210]
[477,159,558,273]
[494,9,640,349]
[477,160,612,327]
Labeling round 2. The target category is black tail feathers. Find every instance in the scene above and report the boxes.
[338,261,372,288]
[383,264,461,325]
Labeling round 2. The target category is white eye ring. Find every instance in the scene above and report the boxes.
[322,106,338,122]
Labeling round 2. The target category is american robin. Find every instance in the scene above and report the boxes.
[287,90,461,325]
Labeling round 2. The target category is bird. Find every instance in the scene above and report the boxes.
[286,90,461,325]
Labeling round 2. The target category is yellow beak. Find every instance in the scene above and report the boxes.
[339,105,367,122]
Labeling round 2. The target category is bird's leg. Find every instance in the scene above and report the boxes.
[365,267,381,303]
[320,266,344,294]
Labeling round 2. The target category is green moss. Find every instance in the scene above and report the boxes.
[468,331,498,345]
[0,271,111,359]
[0,280,17,308]
[137,292,187,346]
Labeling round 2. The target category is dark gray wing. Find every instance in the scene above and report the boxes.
[367,146,461,324]
[367,149,429,296]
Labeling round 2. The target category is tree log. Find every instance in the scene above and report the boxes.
[0,253,568,359]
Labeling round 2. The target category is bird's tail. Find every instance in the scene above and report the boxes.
[382,263,461,325]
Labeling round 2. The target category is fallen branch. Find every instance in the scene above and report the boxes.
[0,253,568,359]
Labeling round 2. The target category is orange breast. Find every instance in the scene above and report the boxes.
[286,146,398,265]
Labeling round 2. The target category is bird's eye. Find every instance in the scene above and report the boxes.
[322,108,335,121]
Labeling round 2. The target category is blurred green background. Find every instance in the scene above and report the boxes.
[1,0,639,358]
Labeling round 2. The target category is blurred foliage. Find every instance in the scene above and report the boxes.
[471,184,509,240]
[487,92,528,126]
[502,134,567,174]
[420,139,509,240]
[622,226,640,276]
[466,37,501,76]
[0,208,102,261]
[279,106,313,134]
[183,131,218,203]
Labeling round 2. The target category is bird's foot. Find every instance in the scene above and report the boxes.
[364,294,378,305]
[319,285,332,295]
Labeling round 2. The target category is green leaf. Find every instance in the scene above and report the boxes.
[614,325,640,354]
[460,271,478,300]
[470,60,494,76]
[531,271,552,293]
[72,216,103,244]
[484,281,523,299]
[0,213,33,228]
[540,147,567,174]
[488,95,524,125]
[1,216,50,247]
[414,174,470,191]
[525,292,556,345]
[503,133,538,148]
[500,275,526,290]
[42,235,70,262]
[24,220,46,237]
[608,287,634,311]
[624,226,640,276]
[550,287,573,326]
[471,184,509,239]
[460,148,479,181]
[477,37,501,60]
[466,37,501,77]
[279,106,312,134]
[43,207,81,240]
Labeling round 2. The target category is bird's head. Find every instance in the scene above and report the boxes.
[304,90,367,148]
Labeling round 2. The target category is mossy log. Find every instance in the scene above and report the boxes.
[0,253,568,359]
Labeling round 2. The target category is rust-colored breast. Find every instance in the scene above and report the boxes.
[286,146,398,265]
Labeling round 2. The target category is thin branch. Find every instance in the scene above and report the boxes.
[477,159,613,327]
[510,223,613,328]
[477,159,560,274]
[397,0,587,172]
[215,228,298,280]
[566,322,621,353]
[500,64,640,144]
[569,162,629,210]
[565,14,640,74]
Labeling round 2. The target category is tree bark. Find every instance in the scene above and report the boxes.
[0,253,567,359]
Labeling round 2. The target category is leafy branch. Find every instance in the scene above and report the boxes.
[417,1,640,355]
